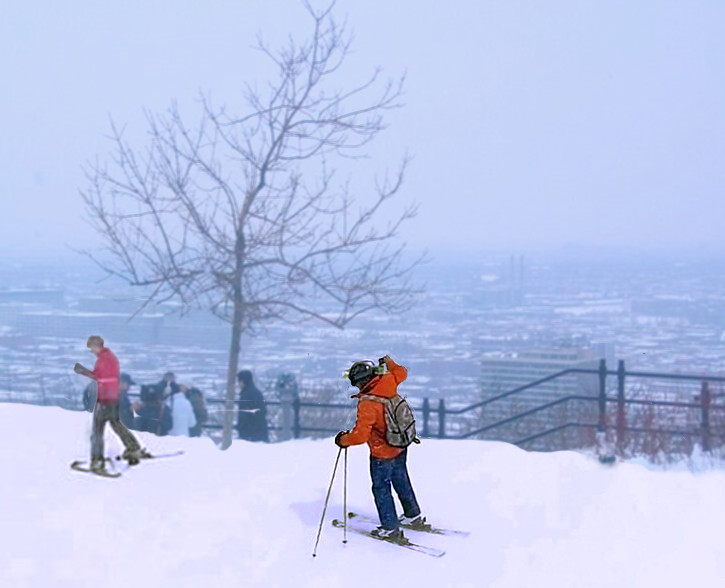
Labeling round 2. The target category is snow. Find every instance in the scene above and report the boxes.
[2,403,725,587]
[22,310,165,318]
[554,303,625,316]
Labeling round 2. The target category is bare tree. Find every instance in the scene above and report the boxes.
[78,1,422,448]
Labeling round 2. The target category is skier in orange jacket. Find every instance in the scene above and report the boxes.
[336,355,425,541]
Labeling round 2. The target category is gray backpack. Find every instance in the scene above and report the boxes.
[365,394,420,448]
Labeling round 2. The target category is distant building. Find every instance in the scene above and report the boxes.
[482,347,600,398]
[477,346,608,446]
[478,255,526,308]
[0,289,65,307]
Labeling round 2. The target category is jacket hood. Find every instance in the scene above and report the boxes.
[350,373,396,400]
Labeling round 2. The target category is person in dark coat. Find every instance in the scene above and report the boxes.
[185,386,208,437]
[157,371,180,397]
[82,381,97,412]
[83,373,134,426]
[132,383,172,436]
[118,373,136,428]
[235,370,269,442]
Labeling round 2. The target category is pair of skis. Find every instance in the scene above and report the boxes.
[332,512,469,557]
[70,450,184,478]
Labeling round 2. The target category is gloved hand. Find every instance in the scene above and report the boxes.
[73,363,86,375]
[334,430,349,448]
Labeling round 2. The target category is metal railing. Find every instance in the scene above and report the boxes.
[201,397,350,438]
[418,359,725,453]
[4,359,724,455]
[197,359,725,455]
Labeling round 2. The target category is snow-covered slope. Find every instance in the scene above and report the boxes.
[2,403,725,588]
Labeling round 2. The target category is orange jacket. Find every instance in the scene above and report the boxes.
[339,358,408,459]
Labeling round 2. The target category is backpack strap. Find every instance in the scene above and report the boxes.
[360,395,388,406]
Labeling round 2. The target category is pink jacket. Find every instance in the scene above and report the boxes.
[92,347,120,403]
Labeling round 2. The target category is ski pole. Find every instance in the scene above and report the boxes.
[343,447,348,544]
[312,446,342,558]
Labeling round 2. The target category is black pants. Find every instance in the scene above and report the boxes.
[91,401,141,461]
[370,449,421,530]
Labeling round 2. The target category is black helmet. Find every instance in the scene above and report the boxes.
[346,361,378,388]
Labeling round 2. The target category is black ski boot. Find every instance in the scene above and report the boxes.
[90,458,107,473]
[399,514,430,531]
[122,448,142,466]
[122,447,153,465]
[370,527,405,542]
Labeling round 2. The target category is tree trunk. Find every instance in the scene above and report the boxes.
[221,295,243,450]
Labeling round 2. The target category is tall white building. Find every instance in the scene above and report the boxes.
[475,347,607,447]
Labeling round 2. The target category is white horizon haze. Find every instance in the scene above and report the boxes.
[2,1,725,259]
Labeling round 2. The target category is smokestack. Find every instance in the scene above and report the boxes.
[509,255,515,305]
[519,255,524,304]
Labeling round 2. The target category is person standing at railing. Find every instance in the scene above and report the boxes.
[157,371,180,398]
[335,355,426,542]
[73,335,146,472]
[132,383,172,436]
[82,380,97,412]
[167,384,197,437]
[236,370,269,442]
[118,373,136,429]
[186,386,208,437]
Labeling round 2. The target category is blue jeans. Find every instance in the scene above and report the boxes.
[370,449,421,530]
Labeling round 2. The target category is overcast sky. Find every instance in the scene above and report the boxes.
[2,1,724,261]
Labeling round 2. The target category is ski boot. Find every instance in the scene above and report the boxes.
[399,513,430,531]
[90,458,107,473]
[122,448,144,466]
[370,527,405,542]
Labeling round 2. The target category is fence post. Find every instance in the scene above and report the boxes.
[616,360,626,454]
[700,381,711,453]
[596,359,615,463]
[280,391,294,442]
[293,395,301,439]
[438,398,446,439]
[422,398,430,438]
[597,359,607,431]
